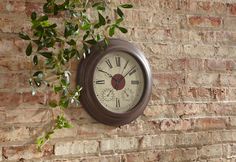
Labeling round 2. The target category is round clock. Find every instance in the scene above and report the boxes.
[77,38,152,126]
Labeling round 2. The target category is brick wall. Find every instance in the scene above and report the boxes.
[1,0,236,161]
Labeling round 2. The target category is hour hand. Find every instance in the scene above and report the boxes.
[97,68,113,78]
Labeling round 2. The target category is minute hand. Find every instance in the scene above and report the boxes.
[123,66,136,79]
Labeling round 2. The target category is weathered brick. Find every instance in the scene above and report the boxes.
[220,74,236,87]
[2,144,53,161]
[0,92,22,107]
[198,144,222,159]
[159,0,190,12]
[225,17,236,30]
[176,133,197,146]
[228,3,236,16]
[188,15,222,28]
[100,137,139,153]
[5,108,51,124]
[186,73,220,87]
[193,118,227,130]
[0,126,31,143]
[161,148,197,162]
[55,140,99,155]
[144,104,177,118]
[0,14,30,33]
[189,1,227,15]
[4,0,26,12]
[140,135,164,149]
[160,119,192,131]
[153,73,185,88]
[0,73,19,89]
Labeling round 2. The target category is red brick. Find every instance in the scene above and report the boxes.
[160,119,192,131]
[0,92,22,107]
[2,144,53,161]
[4,0,25,12]
[228,3,236,15]
[188,16,222,28]
[193,118,227,130]
[25,2,43,16]
[208,59,236,72]
[0,73,19,89]
[190,2,226,15]
[22,92,47,105]
[159,0,190,11]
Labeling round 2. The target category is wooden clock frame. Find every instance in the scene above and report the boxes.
[77,38,152,126]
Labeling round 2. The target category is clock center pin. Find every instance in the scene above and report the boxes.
[111,74,125,90]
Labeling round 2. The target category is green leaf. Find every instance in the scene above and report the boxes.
[97,5,105,11]
[38,15,48,22]
[67,39,76,46]
[117,26,128,33]
[33,55,38,65]
[85,39,97,45]
[56,115,72,129]
[33,71,43,77]
[83,31,90,40]
[120,4,133,8]
[54,85,62,93]
[117,7,124,18]
[98,12,106,26]
[43,2,54,13]
[109,26,115,37]
[81,22,91,30]
[64,22,79,38]
[39,52,53,59]
[92,2,103,8]
[115,18,123,24]
[59,98,69,109]
[19,32,30,40]
[31,12,37,20]
[49,100,57,108]
[61,79,68,86]
[26,42,32,56]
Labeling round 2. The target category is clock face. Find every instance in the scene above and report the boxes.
[93,51,145,113]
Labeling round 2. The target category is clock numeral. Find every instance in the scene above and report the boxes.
[105,59,113,69]
[96,80,105,84]
[131,80,140,85]
[116,98,120,108]
[115,56,121,67]
[129,69,136,76]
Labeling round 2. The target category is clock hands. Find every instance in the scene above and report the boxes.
[123,66,136,79]
[97,68,118,82]
[121,60,129,75]
[97,68,113,78]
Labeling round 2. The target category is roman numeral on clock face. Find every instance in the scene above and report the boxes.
[96,80,105,84]
[105,59,113,69]
[115,56,121,67]
[131,80,140,85]
[116,98,120,107]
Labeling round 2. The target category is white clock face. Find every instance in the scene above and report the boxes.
[93,51,145,113]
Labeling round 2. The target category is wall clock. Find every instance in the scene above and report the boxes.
[77,38,152,126]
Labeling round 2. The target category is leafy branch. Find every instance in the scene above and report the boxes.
[19,0,133,150]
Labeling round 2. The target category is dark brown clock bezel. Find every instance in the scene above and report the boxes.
[77,38,152,126]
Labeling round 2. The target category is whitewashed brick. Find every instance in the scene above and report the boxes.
[100,137,139,153]
[55,140,99,155]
